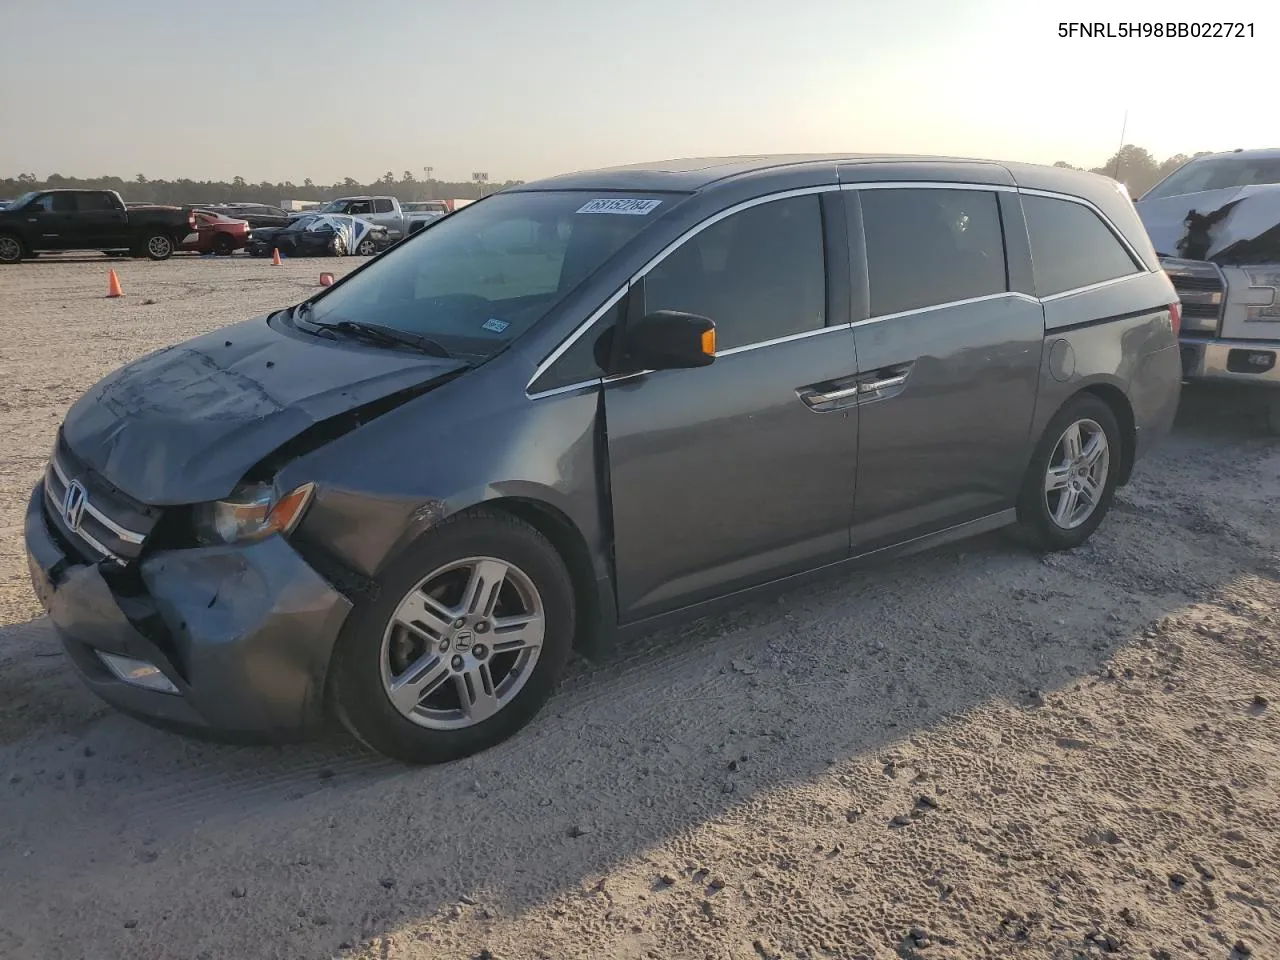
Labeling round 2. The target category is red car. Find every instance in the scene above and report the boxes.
[181,210,250,255]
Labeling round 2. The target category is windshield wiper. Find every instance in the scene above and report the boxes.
[310,318,453,358]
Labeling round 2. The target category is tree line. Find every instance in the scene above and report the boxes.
[0,146,1219,205]
[0,171,524,206]
[1051,145,1215,197]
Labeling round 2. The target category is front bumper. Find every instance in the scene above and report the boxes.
[1179,336,1280,387]
[24,483,353,738]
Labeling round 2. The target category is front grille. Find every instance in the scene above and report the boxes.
[1167,268,1224,332]
[42,436,160,565]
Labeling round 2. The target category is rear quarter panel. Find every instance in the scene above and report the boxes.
[1034,270,1180,472]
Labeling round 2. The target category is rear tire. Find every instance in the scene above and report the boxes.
[212,233,236,256]
[1015,394,1122,551]
[330,235,348,257]
[0,233,24,264]
[143,233,175,260]
[329,510,575,764]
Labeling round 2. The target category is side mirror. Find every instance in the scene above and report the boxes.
[616,310,716,372]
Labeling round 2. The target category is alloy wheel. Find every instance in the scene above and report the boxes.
[1043,418,1110,529]
[0,236,22,262]
[380,557,545,730]
[147,235,172,258]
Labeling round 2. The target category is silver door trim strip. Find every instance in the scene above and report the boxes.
[1039,272,1140,302]
[850,290,1040,329]
[714,322,850,357]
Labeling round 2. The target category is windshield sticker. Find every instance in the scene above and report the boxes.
[482,318,510,334]
[576,198,662,216]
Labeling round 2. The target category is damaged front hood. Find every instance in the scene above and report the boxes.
[61,315,469,505]
[1136,184,1280,264]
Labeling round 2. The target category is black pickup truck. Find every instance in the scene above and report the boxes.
[0,189,196,264]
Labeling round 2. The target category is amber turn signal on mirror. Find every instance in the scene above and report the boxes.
[701,328,716,356]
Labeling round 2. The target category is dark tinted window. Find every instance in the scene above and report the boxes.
[1022,195,1139,297]
[373,198,394,213]
[74,192,118,212]
[535,297,625,392]
[644,195,825,351]
[346,199,373,216]
[858,188,1007,316]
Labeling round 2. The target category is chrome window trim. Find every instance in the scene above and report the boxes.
[49,454,146,544]
[852,290,1041,329]
[840,180,1017,193]
[1016,186,1151,283]
[1039,273,1141,303]
[525,178,1152,400]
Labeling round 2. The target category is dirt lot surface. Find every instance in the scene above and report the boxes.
[0,255,1277,960]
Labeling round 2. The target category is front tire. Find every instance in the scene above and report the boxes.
[1015,394,1122,551]
[329,510,575,764]
[0,233,24,264]
[357,237,378,256]
[143,233,174,260]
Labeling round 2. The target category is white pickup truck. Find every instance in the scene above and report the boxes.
[1135,148,1280,432]
[292,196,442,241]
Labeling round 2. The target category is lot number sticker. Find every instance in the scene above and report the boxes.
[576,198,663,215]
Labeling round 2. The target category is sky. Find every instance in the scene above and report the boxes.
[0,0,1275,185]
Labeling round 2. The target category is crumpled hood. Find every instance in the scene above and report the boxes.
[1136,184,1280,264]
[60,315,469,505]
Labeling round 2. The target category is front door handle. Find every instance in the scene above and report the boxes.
[798,362,913,411]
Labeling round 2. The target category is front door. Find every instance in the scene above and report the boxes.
[22,193,77,250]
[845,186,1044,551]
[604,193,860,620]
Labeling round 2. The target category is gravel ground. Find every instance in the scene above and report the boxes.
[0,254,1277,960]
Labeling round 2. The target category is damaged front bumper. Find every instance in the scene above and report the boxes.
[24,483,353,739]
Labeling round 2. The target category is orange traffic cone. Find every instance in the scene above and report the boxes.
[106,269,124,298]
[271,248,282,266]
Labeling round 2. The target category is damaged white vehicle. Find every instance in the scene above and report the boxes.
[1135,148,1280,432]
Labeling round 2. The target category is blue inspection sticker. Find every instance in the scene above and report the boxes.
[482,318,510,334]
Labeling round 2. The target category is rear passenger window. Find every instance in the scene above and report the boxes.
[373,198,394,214]
[643,195,826,351]
[1022,195,1139,297]
[858,188,1007,316]
[75,193,117,212]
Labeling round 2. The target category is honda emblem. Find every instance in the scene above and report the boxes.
[62,480,89,532]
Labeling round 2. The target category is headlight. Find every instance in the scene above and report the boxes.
[192,482,314,545]
[1242,267,1280,321]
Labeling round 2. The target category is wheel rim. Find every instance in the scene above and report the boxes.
[358,239,376,255]
[0,237,20,261]
[379,556,545,730]
[148,235,171,257]
[1043,418,1109,530]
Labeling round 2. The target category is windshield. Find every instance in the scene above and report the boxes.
[287,215,323,231]
[316,199,349,213]
[1143,155,1280,200]
[9,192,38,209]
[305,190,673,358]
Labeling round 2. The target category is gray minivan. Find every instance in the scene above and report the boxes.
[25,155,1182,763]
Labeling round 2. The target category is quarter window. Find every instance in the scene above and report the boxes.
[858,188,1007,316]
[643,195,826,352]
[1022,195,1140,297]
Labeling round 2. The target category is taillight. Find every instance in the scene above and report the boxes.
[1169,301,1182,338]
